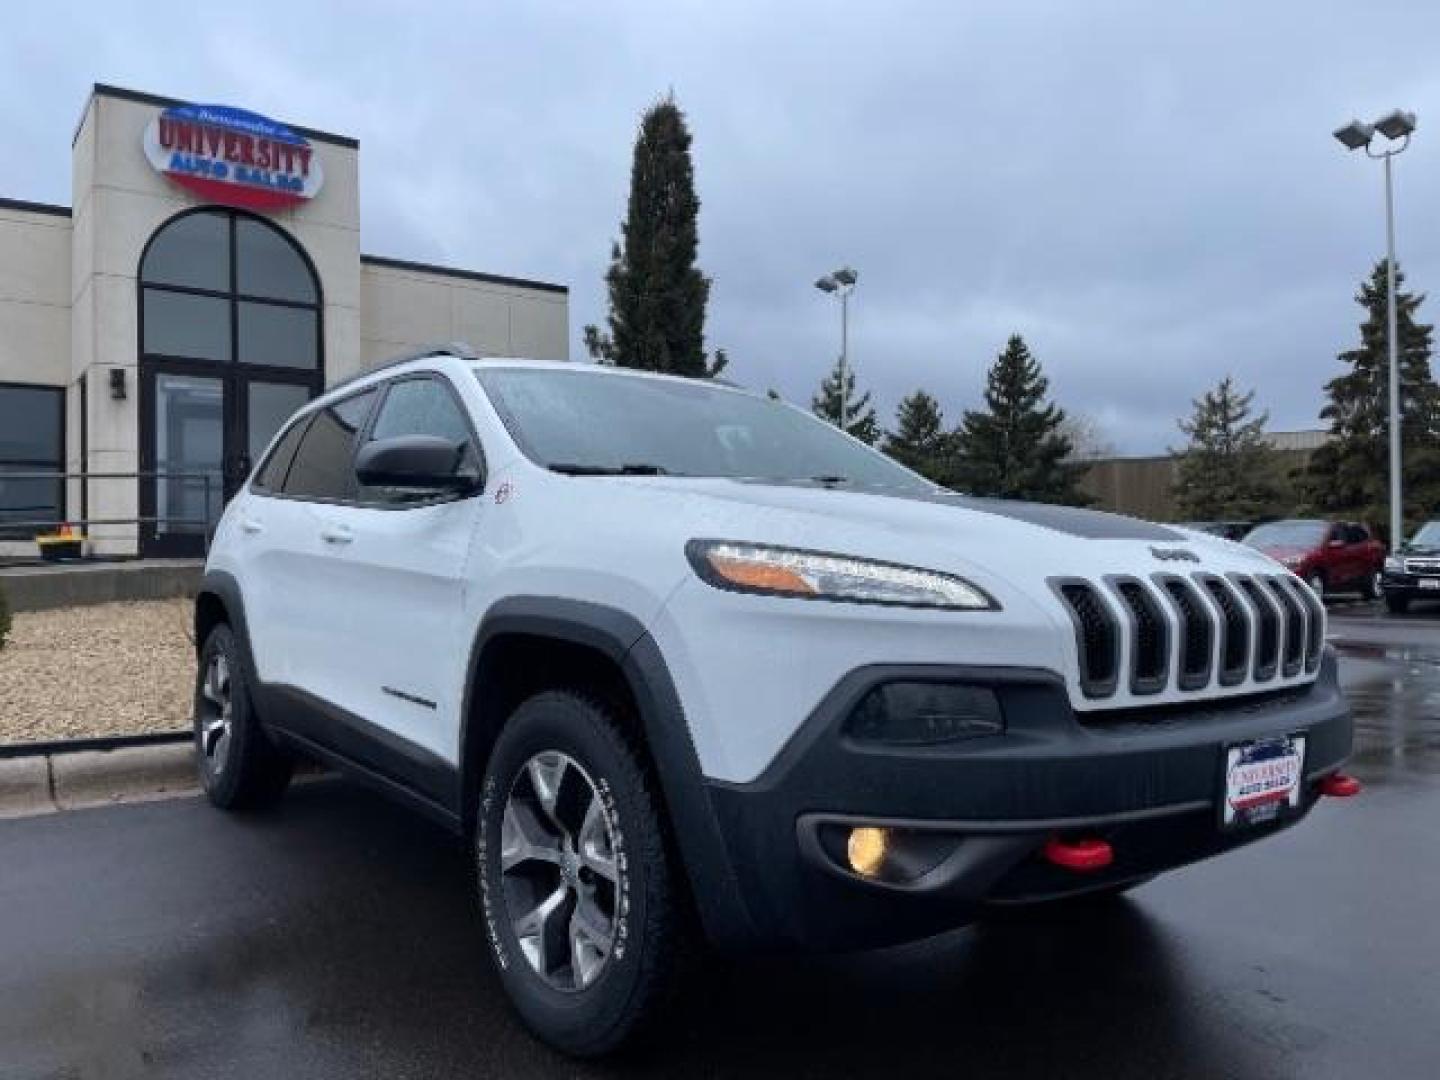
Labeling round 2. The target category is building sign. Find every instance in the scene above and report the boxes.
[143,103,324,212]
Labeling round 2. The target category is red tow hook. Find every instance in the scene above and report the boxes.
[1319,772,1362,798]
[1043,836,1114,872]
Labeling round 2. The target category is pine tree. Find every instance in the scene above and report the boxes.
[1171,376,1283,520]
[583,96,726,377]
[811,356,880,445]
[883,390,952,482]
[952,335,1090,504]
[1300,260,1440,536]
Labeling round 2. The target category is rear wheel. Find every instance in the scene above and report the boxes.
[194,624,292,810]
[476,691,688,1057]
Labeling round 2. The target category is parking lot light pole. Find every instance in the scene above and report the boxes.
[1334,109,1417,551]
[814,266,858,429]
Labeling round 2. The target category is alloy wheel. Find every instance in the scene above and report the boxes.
[198,652,234,775]
[500,751,619,992]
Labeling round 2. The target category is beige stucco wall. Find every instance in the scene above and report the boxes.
[0,205,71,388]
[359,260,568,370]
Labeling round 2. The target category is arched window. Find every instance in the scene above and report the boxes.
[139,209,321,371]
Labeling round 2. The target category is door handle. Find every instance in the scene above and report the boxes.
[239,517,264,535]
[320,525,354,545]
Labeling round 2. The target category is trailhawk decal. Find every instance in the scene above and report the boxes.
[144,103,324,212]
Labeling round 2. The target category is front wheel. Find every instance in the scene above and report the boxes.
[476,691,688,1057]
[194,623,292,809]
[1360,570,1382,601]
[1385,594,1411,615]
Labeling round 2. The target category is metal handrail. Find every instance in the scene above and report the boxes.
[0,469,217,553]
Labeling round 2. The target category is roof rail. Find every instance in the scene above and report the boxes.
[326,342,479,393]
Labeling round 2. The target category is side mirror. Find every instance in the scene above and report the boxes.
[355,435,478,493]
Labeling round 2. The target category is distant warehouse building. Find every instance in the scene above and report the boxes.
[1080,430,1331,522]
[0,84,569,557]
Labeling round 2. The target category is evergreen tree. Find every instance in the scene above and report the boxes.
[811,356,880,444]
[583,96,726,377]
[883,390,952,482]
[952,335,1090,504]
[1300,260,1440,536]
[1171,376,1283,520]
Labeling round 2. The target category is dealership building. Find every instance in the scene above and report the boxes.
[0,84,569,557]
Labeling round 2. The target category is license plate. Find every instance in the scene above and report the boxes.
[1420,578,1440,591]
[1222,735,1306,830]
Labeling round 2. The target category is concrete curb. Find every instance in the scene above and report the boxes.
[0,742,200,819]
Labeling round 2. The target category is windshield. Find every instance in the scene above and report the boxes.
[1410,521,1440,548]
[1244,520,1327,548]
[475,367,935,493]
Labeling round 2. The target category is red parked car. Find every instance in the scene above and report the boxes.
[1243,519,1385,600]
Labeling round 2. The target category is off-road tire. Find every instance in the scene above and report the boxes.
[476,690,688,1057]
[194,623,293,810]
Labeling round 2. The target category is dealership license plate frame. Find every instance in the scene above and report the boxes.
[1220,734,1307,831]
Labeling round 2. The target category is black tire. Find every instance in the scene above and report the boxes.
[1362,570,1383,601]
[194,623,292,810]
[1385,594,1410,615]
[476,690,687,1057]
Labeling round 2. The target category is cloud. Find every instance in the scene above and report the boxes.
[3,0,1437,452]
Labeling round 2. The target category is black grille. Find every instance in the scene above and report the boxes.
[1114,578,1169,694]
[1054,579,1120,697]
[1234,575,1279,682]
[1158,576,1213,690]
[1199,574,1249,685]
[1288,577,1325,672]
[1265,575,1306,677]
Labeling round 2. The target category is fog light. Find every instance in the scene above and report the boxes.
[847,826,890,877]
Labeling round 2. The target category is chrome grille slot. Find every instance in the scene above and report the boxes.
[1111,577,1169,695]
[1155,575,1213,690]
[1265,575,1305,677]
[1233,575,1280,682]
[1288,577,1325,672]
[1052,578,1120,698]
[1198,573,1249,686]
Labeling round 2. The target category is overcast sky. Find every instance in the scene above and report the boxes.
[5,1,1439,453]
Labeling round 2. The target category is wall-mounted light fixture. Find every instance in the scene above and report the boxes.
[109,368,127,401]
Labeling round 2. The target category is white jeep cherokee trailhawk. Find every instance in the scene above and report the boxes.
[194,347,1354,1055]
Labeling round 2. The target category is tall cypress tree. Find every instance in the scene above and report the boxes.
[1300,260,1440,535]
[583,96,726,377]
[1171,376,1283,520]
[883,390,951,483]
[811,356,880,444]
[952,335,1090,504]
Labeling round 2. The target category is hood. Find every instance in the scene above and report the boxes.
[587,477,1282,598]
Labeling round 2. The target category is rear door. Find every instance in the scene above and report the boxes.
[309,373,485,781]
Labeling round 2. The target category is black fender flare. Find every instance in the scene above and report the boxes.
[460,596,758,950]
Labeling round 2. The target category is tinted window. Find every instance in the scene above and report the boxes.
[282,390,377,501]
[360,378,478,503]
[253,415,311,492]
[139,211,229,292]
[1244,520,1328,549]
[475,368,932,493]
[143,289,231,362]
[0,385,64,535]
[235,217,317,303]
[1344,524,1370,544]
[238,303,320,369]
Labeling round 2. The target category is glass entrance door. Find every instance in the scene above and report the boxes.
[140,365,316,557]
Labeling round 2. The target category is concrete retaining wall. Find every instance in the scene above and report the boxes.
[0,558,201,612]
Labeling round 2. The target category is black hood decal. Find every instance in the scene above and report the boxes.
[731,478,1186,541]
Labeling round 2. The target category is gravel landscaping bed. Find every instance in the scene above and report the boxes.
[0,598,193,744]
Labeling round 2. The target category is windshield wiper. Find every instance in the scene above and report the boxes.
[547,463,671,476]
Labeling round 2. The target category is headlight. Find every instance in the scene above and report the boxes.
[1385,556,1403,573]
[686,539,998,610]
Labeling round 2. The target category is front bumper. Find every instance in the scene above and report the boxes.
[701,650,1352,951]
[1382,570,1440,599]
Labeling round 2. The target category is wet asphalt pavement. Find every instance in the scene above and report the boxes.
[2,606,1438,1079]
